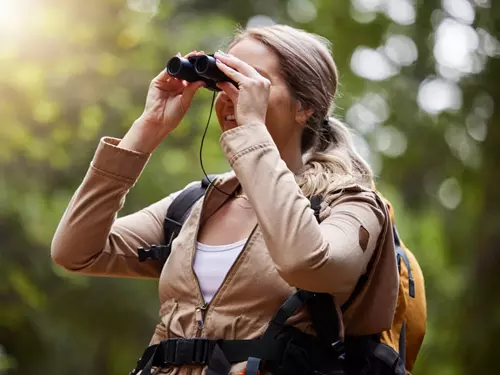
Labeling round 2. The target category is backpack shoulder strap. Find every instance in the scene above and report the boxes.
[137,175,219,263]
[305,196,343,349]
[164,174,219,248]
[393,226,415,298]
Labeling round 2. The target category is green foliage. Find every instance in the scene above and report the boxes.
[1,0,499,374]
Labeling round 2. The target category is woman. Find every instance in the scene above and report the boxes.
[51,25,399,375]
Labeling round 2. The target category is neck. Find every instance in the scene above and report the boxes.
[283,150,304,174]
[279,138,304,174]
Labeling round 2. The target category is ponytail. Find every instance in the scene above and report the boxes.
[297,117,373,198]
[229,25,372,198]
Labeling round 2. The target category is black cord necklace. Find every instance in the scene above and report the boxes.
[198,91,232,197]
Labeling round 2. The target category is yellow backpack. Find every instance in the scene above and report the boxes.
[379,198,427,373]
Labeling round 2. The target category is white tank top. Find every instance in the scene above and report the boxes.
[193,238,247,303]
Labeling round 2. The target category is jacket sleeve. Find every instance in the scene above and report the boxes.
[220,123,386,295]
[51,137,189,278]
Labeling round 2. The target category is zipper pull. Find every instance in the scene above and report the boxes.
[195,304,207,330]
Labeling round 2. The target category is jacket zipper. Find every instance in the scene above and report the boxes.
[191,181,214,334]
[195,303,208,330]
[187,181,256,375]
[186,182,216,375]
[192,224,259,335]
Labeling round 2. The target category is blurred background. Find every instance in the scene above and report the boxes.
[1,0,499,374]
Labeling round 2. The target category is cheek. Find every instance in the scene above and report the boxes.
[265,88,296,129]
[263,88,298,148]
[214,94,225,121]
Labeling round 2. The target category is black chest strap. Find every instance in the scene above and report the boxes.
[130,338,285,375]
[130,290,343,375]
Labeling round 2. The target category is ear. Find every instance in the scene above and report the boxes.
[295,100,314,127]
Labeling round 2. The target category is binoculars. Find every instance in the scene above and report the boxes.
[166,54,237,92]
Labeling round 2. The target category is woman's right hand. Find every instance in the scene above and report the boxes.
[118,51,206,153]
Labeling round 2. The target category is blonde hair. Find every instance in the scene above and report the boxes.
[229,25,373,198]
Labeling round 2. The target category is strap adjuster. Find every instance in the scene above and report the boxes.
[162,338,211,366]
[174,339,195,366]
[138,244,171,263]
[193,338,210,364]
[331,340,344,355]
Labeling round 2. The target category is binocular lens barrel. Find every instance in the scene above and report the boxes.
[166,57,199,82]
[195,55,227,82]
[165,54,237,91]
[166,57,182,75]
[194,56,210,75]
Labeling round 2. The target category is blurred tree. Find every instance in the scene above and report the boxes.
[1,0,499,374]
[459,4,500,373]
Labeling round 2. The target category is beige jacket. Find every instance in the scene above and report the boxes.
[51,122,399,375]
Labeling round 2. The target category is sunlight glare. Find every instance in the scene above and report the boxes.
[0,0,29,34]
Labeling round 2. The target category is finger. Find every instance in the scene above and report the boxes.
[156,52,184,82]
[215,59,247,84]
[155,78,184,94]
[183,50,198,59]
[214,52,260,79]
[216,81,239,103]
[156,68,176,83]
[182,80,206,101]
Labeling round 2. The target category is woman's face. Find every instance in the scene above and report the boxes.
[215,38,303,152]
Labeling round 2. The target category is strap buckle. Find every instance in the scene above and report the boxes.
[164,217,183,245]
[138,244,171,262]
[330,340,344,356]
[174,339,194,366]
[193,338,210,364]
[164,338,211,366]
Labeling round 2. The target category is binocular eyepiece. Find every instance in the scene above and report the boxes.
[166,54,237,92]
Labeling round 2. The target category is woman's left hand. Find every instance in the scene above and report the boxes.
[214,51,271,126]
